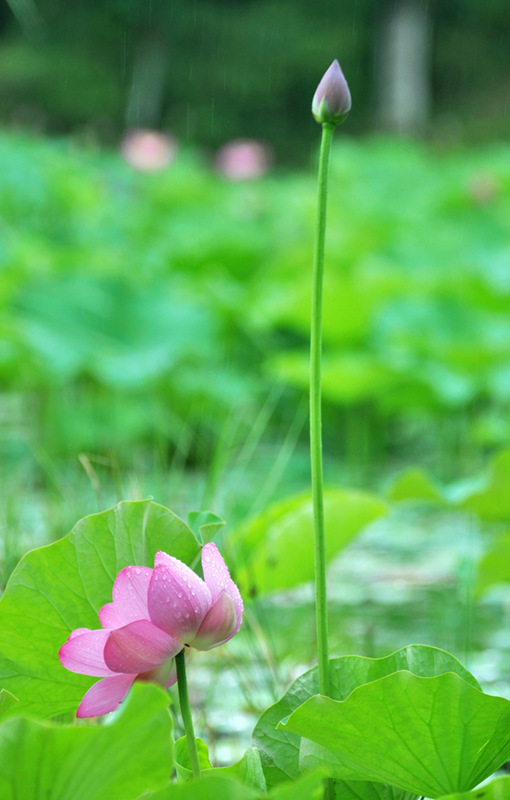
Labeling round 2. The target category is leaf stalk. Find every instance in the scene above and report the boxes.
[176,648,201,778]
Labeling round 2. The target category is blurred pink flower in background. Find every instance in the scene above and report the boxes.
[121,128,178,171]
[59,543,243,717]
[215,139,272,180]
[468,172,499,206]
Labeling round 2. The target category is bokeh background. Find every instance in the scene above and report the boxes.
[1,0,510,155]
[1,0,510,757]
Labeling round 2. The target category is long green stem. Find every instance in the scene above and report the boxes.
[176,649,201,779]
[310,122,335,697]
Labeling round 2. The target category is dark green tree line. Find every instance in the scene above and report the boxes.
[0,0,509,162]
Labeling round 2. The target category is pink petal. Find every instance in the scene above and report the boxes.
[77,673,136,718]
[136,652,186,689]
[107,566,153,626]
[193,590,237,650]
[148,558,212,642]
[201,543,243,630]
[154,551,177,569]
[164,647,190,688]
[69,627,91,639]
[98,602,124,629]
[59,629,113,677]
[165,664,178,688]
[103,618,182,674]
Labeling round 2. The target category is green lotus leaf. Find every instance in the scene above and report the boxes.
[147,770,326,799]
[460,450,510,521]
[175,737,266,793]
[280,671,510,798]
[0,499,201,718]
[146,774,259,800]
[253,644,478,790]
[0,690,18,720]
[476,529,510,595]
[174,736,213,778]
[235,488,387,595]
[333,783,417,800]
[187,511,226,544]
[387,467,445,504]
[438,776,510,800]
[0,683,173,800]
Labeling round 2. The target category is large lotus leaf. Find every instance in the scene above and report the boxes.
[460,450,510,521]
[263,269,379,347]
[387,468,445,505]
[252,645,479,790]
[175,737,266,793]
[268,771,325,800]
[476,529,510,595]
[280,672,510,798]
[174,736,213,778]
[13,275,218,386]
[235,488,387,595]
[438,777,510,800]
[0,690,17,720]
[0,500,201,718]
[334,784,417,800]
[302,743,422,800]
[418,362,477,407]
[187,511,226,545]
[0,683,173,800]
[268,351,394,405]
[147,775,259,800]
[147,771,325,799]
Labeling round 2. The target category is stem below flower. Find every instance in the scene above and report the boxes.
[175,648,201,779]
[310,121,335,697]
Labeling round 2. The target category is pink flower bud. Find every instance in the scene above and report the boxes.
[312,60,351,126]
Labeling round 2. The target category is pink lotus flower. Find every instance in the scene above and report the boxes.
[214,139,272,180]
[121,128,178,172]
[59,543,243,717]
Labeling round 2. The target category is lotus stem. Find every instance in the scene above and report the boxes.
[176,648,201,779]
[310,121,335,697]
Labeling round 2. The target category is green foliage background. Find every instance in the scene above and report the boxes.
[2,133,510,477]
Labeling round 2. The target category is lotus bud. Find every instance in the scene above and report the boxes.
[312,60,351,126]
